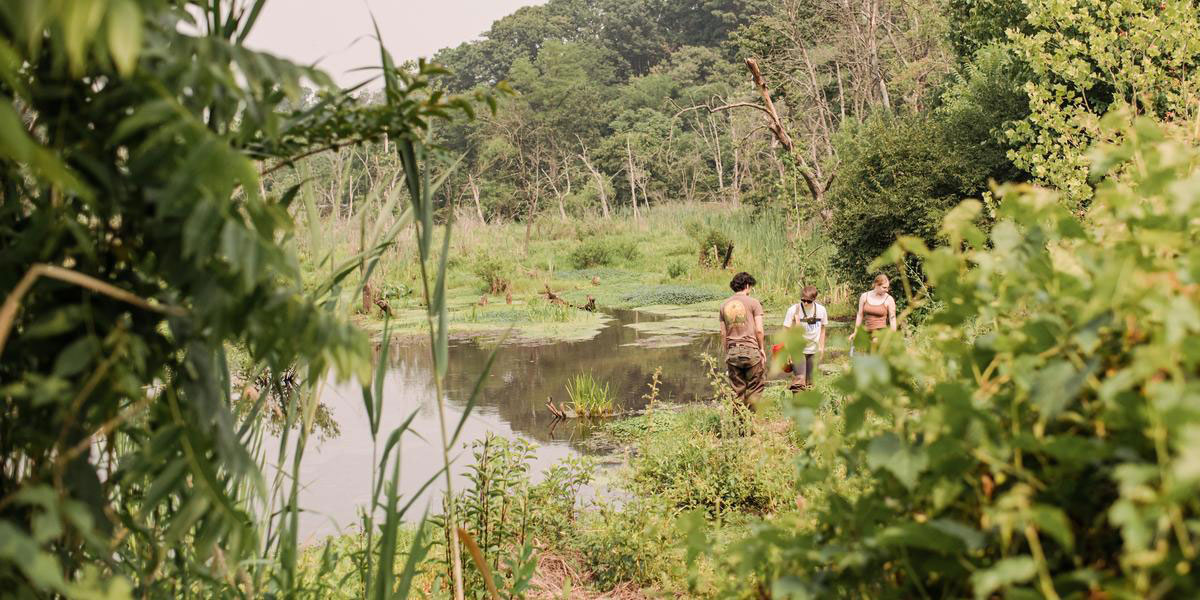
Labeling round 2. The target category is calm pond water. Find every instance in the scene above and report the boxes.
[289,309,721,540]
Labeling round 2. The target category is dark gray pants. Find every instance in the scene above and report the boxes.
[789,353,816,391]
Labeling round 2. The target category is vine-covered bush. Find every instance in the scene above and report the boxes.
[715,116,1200,598]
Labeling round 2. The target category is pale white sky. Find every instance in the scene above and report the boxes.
[245,0,546,87]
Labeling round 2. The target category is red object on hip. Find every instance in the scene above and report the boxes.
[772,344,793,373]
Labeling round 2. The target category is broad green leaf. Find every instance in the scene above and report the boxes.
[867,433,928,491]
[876,521,965,553]
[1031,505,1075,552]
[53,336,100,377]
[970,556,1037,599]
[0,522,68,592]
[1029,360,1079,418]
[106,0,142,77]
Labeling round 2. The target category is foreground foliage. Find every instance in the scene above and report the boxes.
[716,116,1200,598]
[0,1,475,597]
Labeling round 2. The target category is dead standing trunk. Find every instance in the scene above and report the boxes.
[867,0,891,110]
[730,119,742,206]
[626,137,640,226]
[743,58,832,211]
[467,172,485,223]
[579,145,611,219]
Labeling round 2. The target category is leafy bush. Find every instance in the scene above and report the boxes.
[687,224,734,268]
[627,408,794,517]
[573,497,683,591]
[827,48,1028,289]
[0,4,470,598]
[621,285,723,306]
[566,238,640,269]
[1008,0,1200,204]
[436,434,591,596]
[726,116,1200,598]
[472,255,512,294]
[666,259,688,279]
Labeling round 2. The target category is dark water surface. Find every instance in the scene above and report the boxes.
[291,309,719,539]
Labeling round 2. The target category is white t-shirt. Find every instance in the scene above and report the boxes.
[783,301,828,354]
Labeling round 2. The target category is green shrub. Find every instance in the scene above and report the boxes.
[573,497,683,590]
[688,226,733,268]
[436,434,591,594]
[627,408,794,516]
[568,239,615,268]
[567,238,639,269]
[827,50,1027,288]
[472,255,512,294]
[726,116,1200,598]
[666,259,688,279]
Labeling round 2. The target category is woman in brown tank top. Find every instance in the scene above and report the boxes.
[850,274,897,352]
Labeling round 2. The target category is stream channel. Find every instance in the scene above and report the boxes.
[292,309,721,540]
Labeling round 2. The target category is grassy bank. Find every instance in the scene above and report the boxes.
[297,203,854,344]
[295,350,857,598]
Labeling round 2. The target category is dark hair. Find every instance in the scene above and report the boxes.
[801,285,818,302]
[729,272,756,292]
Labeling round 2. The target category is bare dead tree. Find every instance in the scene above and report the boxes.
[708,58,837,212]
[577,140,611,219]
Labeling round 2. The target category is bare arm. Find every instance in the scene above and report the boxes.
[755,314,766,360]
[819,321,827,353]
[719,319,728,355]
[851,293,865,338]
[888,297,898,331]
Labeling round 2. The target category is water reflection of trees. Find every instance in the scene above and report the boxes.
[383,313,720,447]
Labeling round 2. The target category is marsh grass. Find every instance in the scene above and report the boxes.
[304,203,852,337]
[565,372,614,418]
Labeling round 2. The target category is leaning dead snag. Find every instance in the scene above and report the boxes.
[702,58,837,214]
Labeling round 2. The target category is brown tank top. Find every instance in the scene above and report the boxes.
[863,296,889,331]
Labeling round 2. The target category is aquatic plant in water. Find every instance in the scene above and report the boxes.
[565,373,614,418]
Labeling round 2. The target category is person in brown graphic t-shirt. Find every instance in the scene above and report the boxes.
[719,272,766,412]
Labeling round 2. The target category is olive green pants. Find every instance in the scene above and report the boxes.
[726,345,765,411]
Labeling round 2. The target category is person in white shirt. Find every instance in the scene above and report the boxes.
[782,285,828,391]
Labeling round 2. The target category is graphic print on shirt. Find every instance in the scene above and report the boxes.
[722,300,748,325]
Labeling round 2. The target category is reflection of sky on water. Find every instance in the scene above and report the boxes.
[280,310,720,541]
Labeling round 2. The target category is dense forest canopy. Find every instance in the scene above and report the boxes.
[276,0,1042,285]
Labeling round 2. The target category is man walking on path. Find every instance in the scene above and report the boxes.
[719,272,766,412]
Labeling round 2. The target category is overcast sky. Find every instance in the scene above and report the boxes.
[245,0,546,87]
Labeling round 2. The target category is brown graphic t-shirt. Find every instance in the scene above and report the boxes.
[719,294,764,350]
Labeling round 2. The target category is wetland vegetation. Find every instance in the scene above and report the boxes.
[4,0,1200,599]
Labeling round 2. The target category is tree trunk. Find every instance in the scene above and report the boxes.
[468,173,485,223]
[579,146,610,219]
[626,137,640,225]
[706,114,725,199]
[867,0,891,110]
[836,62,847,122]
[744,58,827,209]
[730,119,741,206]
[524,182,539,251]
